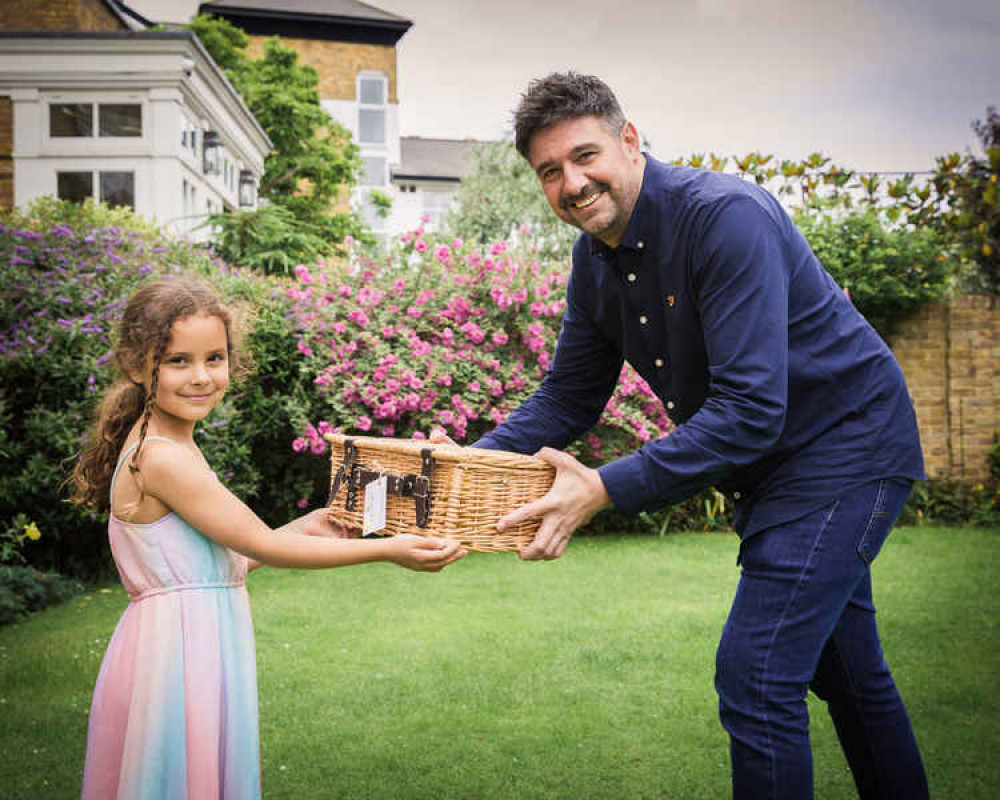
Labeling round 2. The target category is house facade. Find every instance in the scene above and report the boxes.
[0,1,270,238]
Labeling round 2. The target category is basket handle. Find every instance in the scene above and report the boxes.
[333,446,436,528]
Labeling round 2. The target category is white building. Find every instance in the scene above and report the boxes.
[388,136,479,234]
[0,29,270,239]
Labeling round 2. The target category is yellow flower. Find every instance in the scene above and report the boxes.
[22,522,41,541]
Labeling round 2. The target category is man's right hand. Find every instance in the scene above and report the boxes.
[498,447,613,561]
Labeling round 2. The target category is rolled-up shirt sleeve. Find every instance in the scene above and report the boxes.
[598,197,790,515]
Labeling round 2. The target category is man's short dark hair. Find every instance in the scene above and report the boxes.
[513,72,627,161]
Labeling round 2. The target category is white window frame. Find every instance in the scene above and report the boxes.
[356,72,387,147]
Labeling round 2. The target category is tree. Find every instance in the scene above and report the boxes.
[187,14,366,270]
[443,140,576,258]
[914,106,1000,293]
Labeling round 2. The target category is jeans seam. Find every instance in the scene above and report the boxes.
[756,497,841,800]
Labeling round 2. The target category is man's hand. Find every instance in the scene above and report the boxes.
[497,447,612,561]
[428,429,457,446]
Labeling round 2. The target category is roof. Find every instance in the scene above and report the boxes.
[201,0,408,24]
[103,0,152,31]
[198,0,411,45]
[391,137,483,183]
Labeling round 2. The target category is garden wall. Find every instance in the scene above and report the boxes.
[893,295,998,482]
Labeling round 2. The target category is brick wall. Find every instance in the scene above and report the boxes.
[893,295,999,482]
[246,36,398,102]
[0,0,125,31]
[0,97,11,211]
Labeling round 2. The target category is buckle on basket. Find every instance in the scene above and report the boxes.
[338,447,436,528]
[327,438,356,506]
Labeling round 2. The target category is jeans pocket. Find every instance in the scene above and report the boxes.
[856,479,903,564]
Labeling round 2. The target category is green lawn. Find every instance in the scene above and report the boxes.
[1,527,997,799]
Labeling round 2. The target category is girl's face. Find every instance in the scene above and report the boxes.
[148,313,230,427]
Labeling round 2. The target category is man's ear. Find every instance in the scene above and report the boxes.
[620,121,641,158]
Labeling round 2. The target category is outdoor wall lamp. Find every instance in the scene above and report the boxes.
[238,170,257,208]
[202,131,221,175]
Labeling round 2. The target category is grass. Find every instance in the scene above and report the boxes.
[1,527,997,799]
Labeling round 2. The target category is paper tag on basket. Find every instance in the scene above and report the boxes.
[362,475,387,536]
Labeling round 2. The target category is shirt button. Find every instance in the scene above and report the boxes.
[666,400,674,410]
[654,358,664,368]
[637,240,645,249]
[733,492,742,500]
[627,273,637,283]
[639,315,648,325]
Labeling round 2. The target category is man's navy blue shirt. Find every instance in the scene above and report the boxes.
[476,155,925,538]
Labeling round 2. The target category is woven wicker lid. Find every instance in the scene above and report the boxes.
[324,433,555,472]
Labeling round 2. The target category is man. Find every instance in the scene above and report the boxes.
[472,72,929,798]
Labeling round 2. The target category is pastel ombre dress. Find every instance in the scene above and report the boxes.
[82,437,261,799]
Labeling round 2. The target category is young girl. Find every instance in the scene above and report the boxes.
[72,277,465,799]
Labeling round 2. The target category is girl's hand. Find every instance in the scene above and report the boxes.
[388,534,467,572]
[295,508,359,539]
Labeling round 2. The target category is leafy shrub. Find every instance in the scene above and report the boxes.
[0,198,313,576]
[0,566,83,626]
[794,209,954,339]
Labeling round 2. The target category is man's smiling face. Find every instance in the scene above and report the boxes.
[528,114,645,248]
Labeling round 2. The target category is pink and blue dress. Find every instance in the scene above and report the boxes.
[82,437,261,799]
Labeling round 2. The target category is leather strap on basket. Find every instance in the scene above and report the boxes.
[327,438,356,507]
[340,447,436,528]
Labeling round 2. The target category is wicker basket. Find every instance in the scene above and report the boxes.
[325,434,555,552]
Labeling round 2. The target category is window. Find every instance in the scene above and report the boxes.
[182,178,196,221]
[50,103,142,138]
[181,115,198,156]
[422,190,454,228]
[361,156,386,187]
[57,170,134,210]
[50,104,93,137]
[99,105,142,137]
[357,74,386,145]
[100,172,135,208]
[57,171,93,202]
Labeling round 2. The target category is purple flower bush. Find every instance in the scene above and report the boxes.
[282,222,672,465]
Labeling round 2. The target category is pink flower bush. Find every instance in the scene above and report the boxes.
[283,227,673,464]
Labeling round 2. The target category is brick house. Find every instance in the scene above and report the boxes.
[197,0,481,237]
[0,0,270,238]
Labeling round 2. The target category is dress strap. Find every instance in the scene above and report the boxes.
[109,436,175,507]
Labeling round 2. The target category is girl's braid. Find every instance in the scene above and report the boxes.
[127,336,167,497]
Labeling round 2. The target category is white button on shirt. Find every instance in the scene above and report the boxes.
[667,401,675,410]
[627,273,637,283]
[639,315,648,325]
[637,240,645,249]
[654,358,664,367]
[733,492,742,500]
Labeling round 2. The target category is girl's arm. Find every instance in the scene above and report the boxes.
[138,440,465,572]
[246,509,357,572]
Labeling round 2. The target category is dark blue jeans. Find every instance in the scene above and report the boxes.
[715,479,929,799]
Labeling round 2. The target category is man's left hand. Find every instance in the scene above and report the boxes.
[497,448,612,561]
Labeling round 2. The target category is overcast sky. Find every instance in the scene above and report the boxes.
[133,0,999,173]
